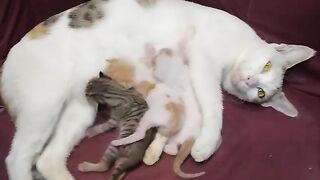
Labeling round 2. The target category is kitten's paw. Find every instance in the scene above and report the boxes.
[143,144,164,165]
[78,161,108,172]
[78,162,90,172]
[85,127,102,138]
[143,148,161,165]
[191,133,222,162]
[164,143,178,156]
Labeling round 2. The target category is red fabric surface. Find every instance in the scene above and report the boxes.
[0,0,320,180]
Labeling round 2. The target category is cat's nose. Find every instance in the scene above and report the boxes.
[244,75,258,87]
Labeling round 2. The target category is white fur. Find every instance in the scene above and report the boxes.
[1,0,316,179]
[151,45,204,159]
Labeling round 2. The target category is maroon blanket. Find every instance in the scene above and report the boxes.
[1,0,319,180]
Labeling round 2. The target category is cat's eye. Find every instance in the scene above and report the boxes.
[262,61,272,72]
[257,87,265,98]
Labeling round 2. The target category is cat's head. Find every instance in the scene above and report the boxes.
[223,43,316,117]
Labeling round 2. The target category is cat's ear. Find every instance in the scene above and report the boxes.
[261,92,298,117]
[271,43,316,69]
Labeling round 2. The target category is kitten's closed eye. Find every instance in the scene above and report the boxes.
[262,61,272,73]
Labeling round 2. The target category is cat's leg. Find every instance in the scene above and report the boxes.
[5,101,63,180]
[143,132,168,165]
[36,97,97,180]
[111,113,156,146]
[111,131,146,146]
[86,118,117,138]
[164,142,179,156]
[78,145,118,172]
[188,49,223,162]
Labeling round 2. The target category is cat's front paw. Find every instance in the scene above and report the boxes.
[191,132,222,162]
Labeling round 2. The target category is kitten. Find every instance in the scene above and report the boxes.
[2,0,316,179]
[78,72,156,180]
[147,45,206,178]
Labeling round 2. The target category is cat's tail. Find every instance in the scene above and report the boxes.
[173,137,205,179]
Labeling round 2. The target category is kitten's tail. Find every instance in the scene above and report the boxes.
[173,137,205,179]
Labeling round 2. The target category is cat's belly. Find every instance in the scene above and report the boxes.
[1,0,256,116]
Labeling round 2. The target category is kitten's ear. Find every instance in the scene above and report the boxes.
[261,92,298,117]
[99,72,112,80]
[271,43,316,69]
[99,72,106,78]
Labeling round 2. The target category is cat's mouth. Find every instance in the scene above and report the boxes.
[231,72,250,93]
[237,80,251,92]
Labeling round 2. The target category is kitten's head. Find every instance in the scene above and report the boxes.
[86,72,131,106]
[223,43,316,117]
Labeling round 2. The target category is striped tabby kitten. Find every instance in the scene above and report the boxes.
[78,72,155,180]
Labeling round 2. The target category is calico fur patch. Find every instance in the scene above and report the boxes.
[135,81,156,98]
[68,0,105,28]
[104,59,136,89]
[159,102,184,137]
[28,15,61,39]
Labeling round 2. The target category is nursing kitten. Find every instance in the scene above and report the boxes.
[150,46,205,162]
[143,45,206,178]
[2,0,316,179]
[78,72,156,180]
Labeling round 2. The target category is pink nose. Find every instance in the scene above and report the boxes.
[245,75,257,87]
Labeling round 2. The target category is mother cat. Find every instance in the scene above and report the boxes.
[1,0,316,180]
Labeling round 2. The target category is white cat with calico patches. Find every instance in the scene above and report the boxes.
[1,0,316,180]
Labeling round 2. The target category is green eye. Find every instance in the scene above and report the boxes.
[262,61,272,72]
[257,87,265,98]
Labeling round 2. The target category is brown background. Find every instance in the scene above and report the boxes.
[0,0,319,180]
